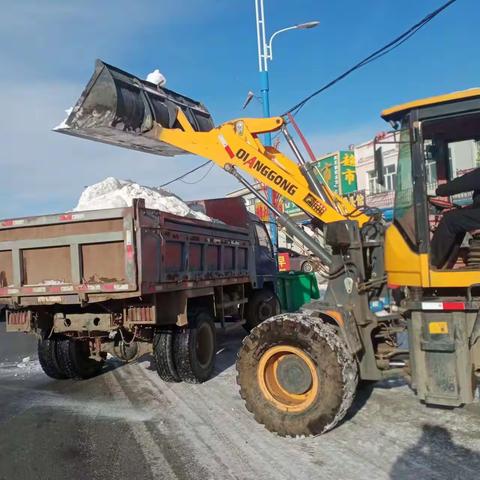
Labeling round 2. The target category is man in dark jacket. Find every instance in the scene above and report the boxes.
[430,168,480,268]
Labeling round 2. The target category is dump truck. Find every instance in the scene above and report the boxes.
[7,60,480,438]
[1,196,280,382]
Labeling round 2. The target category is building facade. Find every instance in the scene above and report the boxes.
[354,132,399,220]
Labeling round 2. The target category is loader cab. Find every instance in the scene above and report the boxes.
[380,89,480,287]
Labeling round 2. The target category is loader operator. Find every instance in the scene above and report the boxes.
[431,167,480,268]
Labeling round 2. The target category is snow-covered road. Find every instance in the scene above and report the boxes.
[0,326,479,480]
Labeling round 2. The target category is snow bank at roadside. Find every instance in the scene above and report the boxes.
[74,177,212,221]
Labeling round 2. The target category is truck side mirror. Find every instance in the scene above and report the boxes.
[374,145,385,186]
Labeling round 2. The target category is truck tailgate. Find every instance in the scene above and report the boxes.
[0,207,137,303]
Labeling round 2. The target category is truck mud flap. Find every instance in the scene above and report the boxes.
[55,59,214,156]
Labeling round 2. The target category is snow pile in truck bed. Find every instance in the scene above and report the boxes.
[74,177,212,221]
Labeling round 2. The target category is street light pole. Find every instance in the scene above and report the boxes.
[255,0,272,145]
[254,0,319,249]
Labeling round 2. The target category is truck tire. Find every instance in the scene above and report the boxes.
[57,338,103,379]
[173,311,216,383]
[244,289,280,332]
[38,338,67,379]
[236,313,358,437]
[153,330,181,383]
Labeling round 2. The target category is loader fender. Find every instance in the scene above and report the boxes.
[301,303,363,354]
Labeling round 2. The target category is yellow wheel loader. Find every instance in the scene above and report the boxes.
[57,60,480,436]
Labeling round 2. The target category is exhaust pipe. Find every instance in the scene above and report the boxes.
[54,60,214,156]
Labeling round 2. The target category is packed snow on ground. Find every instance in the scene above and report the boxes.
[0,357,42,379]
[17,356,31,368]
[74,177,213,222]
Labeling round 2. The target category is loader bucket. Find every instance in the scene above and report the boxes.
[55,60,214,156]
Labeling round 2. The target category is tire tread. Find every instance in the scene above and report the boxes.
[56,339,103,379]
[37,338,67,380]
[153,331,181,383]
[56,338,78,379]
[173,311,216,384]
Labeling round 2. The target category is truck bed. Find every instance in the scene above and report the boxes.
[0,199,251,306]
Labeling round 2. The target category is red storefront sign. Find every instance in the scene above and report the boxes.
[277,252,291,272]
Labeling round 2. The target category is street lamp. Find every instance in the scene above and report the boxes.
[254,0,319,248]
[266,21,320,62]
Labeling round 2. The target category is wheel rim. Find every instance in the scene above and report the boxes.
[303,262,313,272]
[195,321,214,369]
[257,345,319,412]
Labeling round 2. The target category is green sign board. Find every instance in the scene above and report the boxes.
[338,151,358,194]
[281,151,357,216]
[315,154,339,193]
[314,151,357,195]
[283,199,301,215]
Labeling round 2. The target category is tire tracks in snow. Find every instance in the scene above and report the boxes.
[104,369,184,480]
[115,364,251,480]
[134,361,389,480]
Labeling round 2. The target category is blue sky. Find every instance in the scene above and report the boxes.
[1,0,478,217]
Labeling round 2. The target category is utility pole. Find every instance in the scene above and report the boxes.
[254,0,319,249]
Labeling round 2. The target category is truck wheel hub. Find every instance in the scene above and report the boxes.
[259,301,274,320]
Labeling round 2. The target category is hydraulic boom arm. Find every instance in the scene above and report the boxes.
[158,112,370,226]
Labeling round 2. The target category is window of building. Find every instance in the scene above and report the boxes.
[243,196,256,212]
[367,164,397,194]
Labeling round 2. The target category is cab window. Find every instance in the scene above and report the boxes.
[255,223,273,253]
[393,123,416,246]
[422,114,480,205]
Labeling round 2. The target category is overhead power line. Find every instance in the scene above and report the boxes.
[180,162,215,184]
[284,0,458,117]
[159,160,211,188]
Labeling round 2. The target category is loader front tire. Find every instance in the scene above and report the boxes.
[173,311,216,383]
[236,313,358,437]
[56,338,103,379]
[153,330,181,383]
[38,338,67,380]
